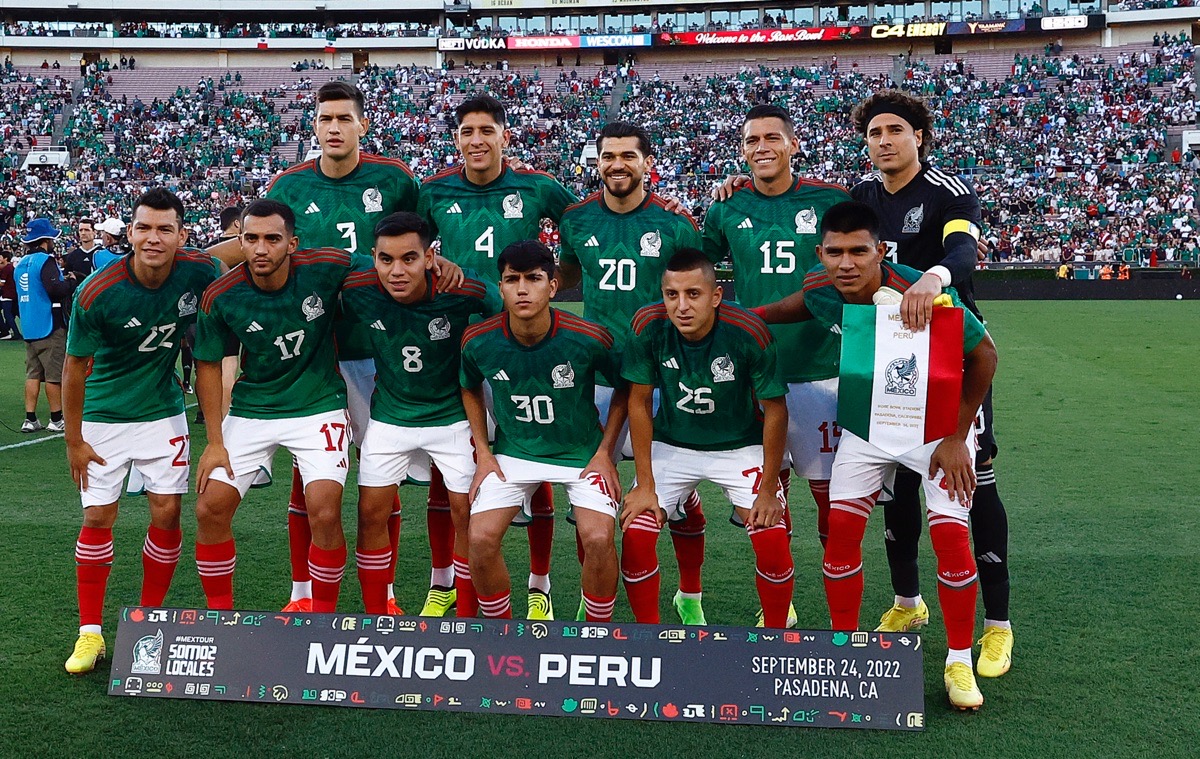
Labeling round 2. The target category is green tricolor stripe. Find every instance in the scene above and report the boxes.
[837,304,877,441]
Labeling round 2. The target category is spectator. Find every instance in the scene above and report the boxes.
[0,248,20,339]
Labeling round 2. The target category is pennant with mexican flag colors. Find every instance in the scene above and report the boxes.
[837,304,963,456]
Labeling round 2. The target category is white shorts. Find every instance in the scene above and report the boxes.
[472,454,616,522]
[639,441,783,521]
[407,381,496,486]
[207,410,352,497]
[829,430,977,522]
[339,358,375,445]
[359,419,474,493]
[785,378,840,481]
[80,414,190,507]
[595,385,659,460]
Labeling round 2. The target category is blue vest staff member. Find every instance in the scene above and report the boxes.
[14,218,78,433]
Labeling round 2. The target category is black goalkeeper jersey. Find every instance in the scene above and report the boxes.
[850,163,983,316]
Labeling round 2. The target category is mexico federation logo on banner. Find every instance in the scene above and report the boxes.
[884,354,919,396]
[503,192,524,219]
[552,362,575,389]
[130,629,164,675]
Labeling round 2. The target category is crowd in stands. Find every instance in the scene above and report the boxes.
[0,33,1194,266]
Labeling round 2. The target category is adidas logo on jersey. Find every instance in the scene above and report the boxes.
[246,321,264,333]
[370,320,386,331]
[124,317,142,328]
[661,358,679,370]
[492,370,510,381]
[738,218,754,229]
[446,203,463,214]
[305,202,321,214]
[584,236,599,247]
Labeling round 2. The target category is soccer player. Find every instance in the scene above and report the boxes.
[702,104,850,623]
[61,188,217,674]
[461,240,625,623]
[192,199,353,612]
[341,212,501,615]
[620,250,794,628]
[419,94,580,620]
[557,121,710,624]
[850,90,1014,677]
[794,200,997,710]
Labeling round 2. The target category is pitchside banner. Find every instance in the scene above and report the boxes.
[838,304,963,456]
[109,607,926,731]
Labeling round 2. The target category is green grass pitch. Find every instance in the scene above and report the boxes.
[0,300,1195,757]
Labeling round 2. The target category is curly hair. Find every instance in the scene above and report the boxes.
[851,90,934,161]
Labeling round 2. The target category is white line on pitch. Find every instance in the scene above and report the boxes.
[0,403,199,452]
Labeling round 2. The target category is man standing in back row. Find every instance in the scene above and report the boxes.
[849,90,1014,678]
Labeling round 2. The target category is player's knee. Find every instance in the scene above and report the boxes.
[468,518,505,559]
[576,521,615,558]
[82,503,119,529]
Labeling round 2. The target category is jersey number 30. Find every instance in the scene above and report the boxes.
[512,394,555,424]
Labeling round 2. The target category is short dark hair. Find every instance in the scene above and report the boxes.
[218,205,243,233]
[132,187,186,228]
[374,212,431,249]
[596,121,652,157]
[851,90,934,161]
[455,94,507,129]
[78,218,94,229]
[743,104,795,137]
[664,248,716,282]
[819,201,881,242]
[498,240,555,279]
[316,80,365,118]
[241,198,296,238]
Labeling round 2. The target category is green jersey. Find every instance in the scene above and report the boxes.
[67,250,218,423]
[417,164,577,283]
[341,268,501,427]
[623,302,787,451]
[196,248,353,419]
[266,153,420,360]
[802,261,987,353]
[558,190,703,352]
[702,176,851,383]
[460,309,621,467]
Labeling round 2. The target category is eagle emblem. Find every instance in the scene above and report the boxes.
[428,316,451,341]
[551,362,575,389]
[639,230,662,258]
[130,629,164,675]
[177,291,198,317]
[362,187,383,213]
[884,354,920,396]
[902,204,924,234]
[502,192,524,219]
[711,355,736,383]
[302,293,325,321]
[795,207,818,235]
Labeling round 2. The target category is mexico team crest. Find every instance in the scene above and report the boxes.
[302,294,325,322]
[711,355,736,383]
[502,192,524,219]
[363,188,384,213]
[551,362,575,389]
[795,208,818,235]
[428,316,451,341]
[130,629,163,675]
[902,204,924,234]
[177,291,198,317]
[639,231,662,258]
[884,354,919,396]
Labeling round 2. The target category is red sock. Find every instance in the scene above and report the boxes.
[76,526,114,628]
[140,525,182,606]
[477,590,512,619]
[749,523,794,628]
[621,512,662,623]
[929,516,978,650]
[808,479,831,546]
[528,483,554,577]
[670,490,705,594]
[356,546,392,615]
[387,496,402,583]
[426,467,454,583]
[287,466,311,584]
[196,539,236,610]
[583,591,616,623]
[822,495,877,630]
[453,554,478,617]
[309,543,346,613]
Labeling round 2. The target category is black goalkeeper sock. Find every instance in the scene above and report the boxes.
[883,468,924,599]
[971,464,1010,622]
